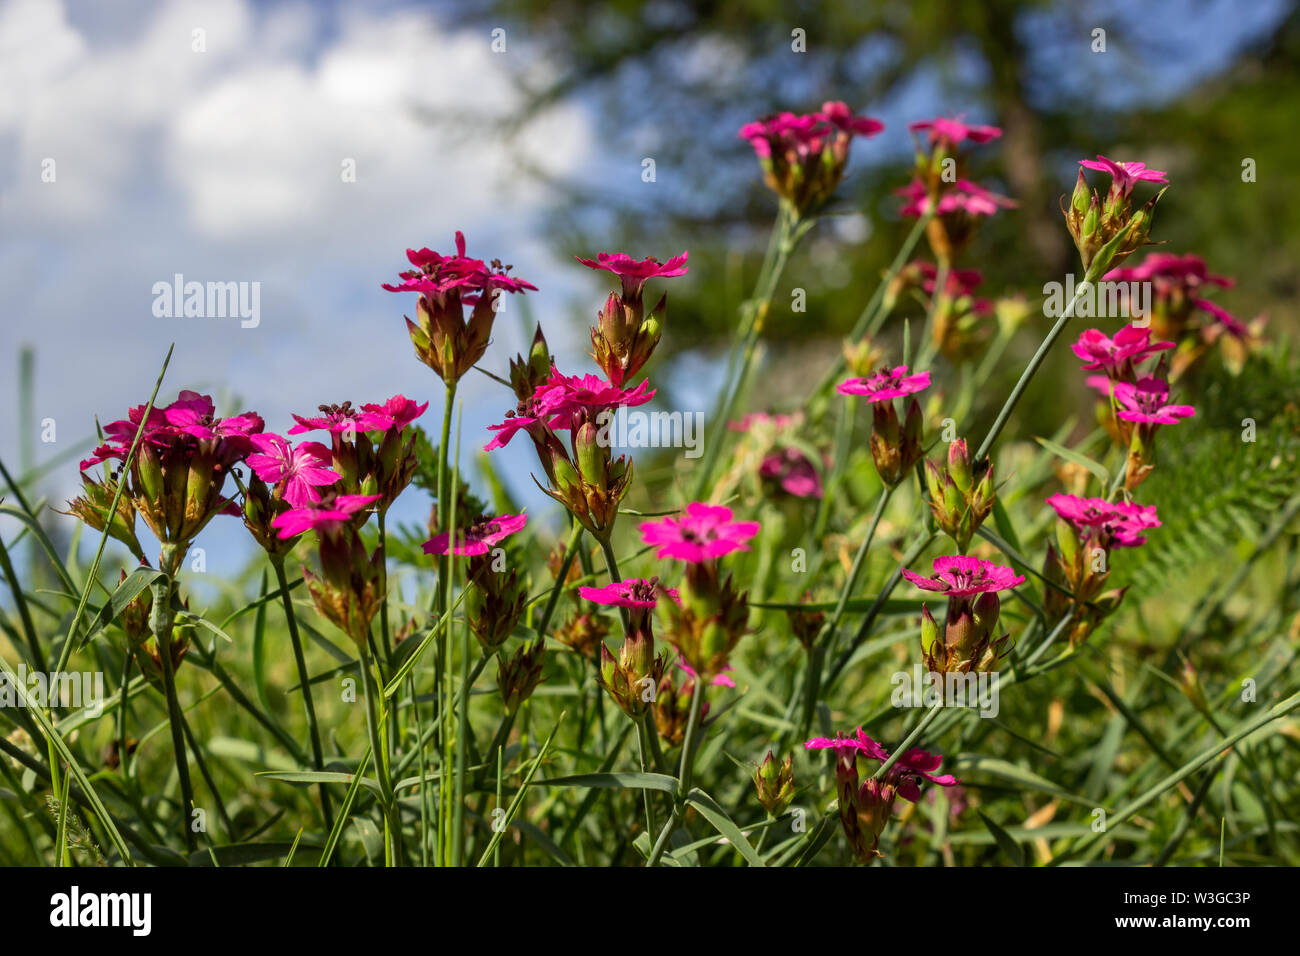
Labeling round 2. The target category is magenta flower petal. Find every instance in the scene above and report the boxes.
[422,512,528,556]
[901,555,1025,597]
[638,502,760,563]
[837,365,931,403]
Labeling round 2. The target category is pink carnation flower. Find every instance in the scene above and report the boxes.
[909,116,1002,146]
[246,434,340,507]
[759,448,823,498]
[533,370,655,424]
[1112,377,1196,425]
[1191,298,1248,338]
[805,727,958,802]
[1045,494,1160,547]
[1079,156,1168,197]
[575,251,688,298]
[361,394,428,431]
[638,502,760,563]
[898,179,1015,219]
[579,577,679,609]
[271,493,380,539]
[289,401,394,436]
[383,230,536,302]
[1070,326,1174,372]
[422,513,528,556]
[836,365,931,403]
[1105,252,1233,291]
[901,555,1025,597]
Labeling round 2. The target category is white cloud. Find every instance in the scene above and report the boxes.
[0,0,598,575]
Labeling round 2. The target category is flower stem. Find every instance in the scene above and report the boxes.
[360,648,400,865]
[645,675,706,866]
[974,275,1094,462]
[270,555,334,833]
[149,553,196,853]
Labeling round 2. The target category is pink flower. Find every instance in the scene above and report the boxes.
[383,230,536,303]
[246,434,340,507]
[1112,377,1196,425]
[902,555,1025,597]
[639,502,760,563]
[1105,253,1233,291]
[579,577,679,609]
[898,179,1014,219]
[836,365,931,403]
[575,251,688,298]
[81,391,262,470]
[361,394,428,431]
[907,261,983,298]
[422,513,528,556]
[1079,156,1168,197]
[759,448,823,498]
[1192,298,1248,338]
[288,401,394,436]
[676,658,736,689]
[484,396,559,451]
[1046,494,1160,547]
[739,103,883,158]
[271,493,380,539]
[909,116,1002,146]
[1070,326,1174,372]
[819,100,886,137]
[805,726,889,761]
[533,370,655,424]
[805,727,958,802]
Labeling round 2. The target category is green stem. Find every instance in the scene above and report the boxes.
[360,649,400,866]
[646,674,707,866]
[270,556,334,833]
[150,555,195,853]
[974,275,1095,462]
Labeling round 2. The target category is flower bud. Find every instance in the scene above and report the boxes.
[753,751,796,817]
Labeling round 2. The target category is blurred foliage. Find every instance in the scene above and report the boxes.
[441,0,1299,354]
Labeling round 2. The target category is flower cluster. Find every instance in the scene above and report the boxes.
[836,365,929,487]
[1104,253,1263,376]
[1065,155,1166,273]
[739,101,884,215]
[900,115,1013,262]
[903,556,1023,674]
[806,727,957,861]
[383,231,536,384]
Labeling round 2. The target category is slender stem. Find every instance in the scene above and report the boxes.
[596,535,630,632]
[794,486,892,741]
[646,676,707,866]
[270,555,334,832]
[975,277,1093,462]
[635,717,659,835]
[150,555,195,852]
[360,649,399,866]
